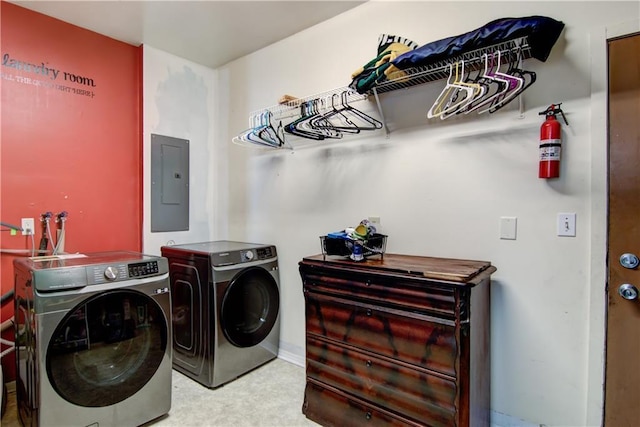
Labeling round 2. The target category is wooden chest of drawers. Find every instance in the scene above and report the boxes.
[299,253,496,427]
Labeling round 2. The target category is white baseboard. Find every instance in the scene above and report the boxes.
[277,348,305,367]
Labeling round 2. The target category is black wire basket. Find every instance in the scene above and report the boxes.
[320,233,387,261]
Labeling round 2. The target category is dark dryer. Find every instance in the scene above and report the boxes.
[161,241,280,388]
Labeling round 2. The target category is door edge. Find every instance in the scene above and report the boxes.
[587,18,640,427]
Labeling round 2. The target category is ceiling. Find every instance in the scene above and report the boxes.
[10,0,365,69]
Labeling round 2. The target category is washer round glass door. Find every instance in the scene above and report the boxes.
[220,266,279,347]
[46,290,168,407]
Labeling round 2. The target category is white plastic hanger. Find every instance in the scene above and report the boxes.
[427,62,475,119]
[439,60,484,119]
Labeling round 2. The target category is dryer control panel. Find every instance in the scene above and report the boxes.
[256,246,276,260]
[240,246,277,263]
[210,245,277,266]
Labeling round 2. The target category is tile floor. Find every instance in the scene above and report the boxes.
[2,358,527,427]
[2,358,318,427]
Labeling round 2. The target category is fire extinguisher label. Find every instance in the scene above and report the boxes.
[540,139,561,161]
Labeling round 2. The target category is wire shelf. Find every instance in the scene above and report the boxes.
[233,36,534,147]
[368,37,532,95]
[249,86,370,123]
[234,86,377,149]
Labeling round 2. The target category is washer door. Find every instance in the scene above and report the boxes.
[220,266,279,348]
[46,290,168,407]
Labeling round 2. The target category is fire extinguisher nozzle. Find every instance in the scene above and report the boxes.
[539,104,555,116]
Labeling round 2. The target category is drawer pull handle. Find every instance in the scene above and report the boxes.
[365,280,371,286]
[365,411,372,420]
[366,360,372,367]
[366,309,372,316]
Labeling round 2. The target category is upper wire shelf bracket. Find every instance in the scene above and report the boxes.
[367,37,532,95]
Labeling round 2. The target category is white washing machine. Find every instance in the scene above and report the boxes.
[13,251,172,427]
[161,241,280,388]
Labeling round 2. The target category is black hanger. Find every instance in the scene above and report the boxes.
[332,90,383,130]
[487,46,537,114]
[285,100,342,140]
[310,93,362,134]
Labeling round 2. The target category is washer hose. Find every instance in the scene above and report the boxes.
[1,289,14,306]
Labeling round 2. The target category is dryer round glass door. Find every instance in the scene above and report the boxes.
[46,289,168,407]
[221,266,280,347]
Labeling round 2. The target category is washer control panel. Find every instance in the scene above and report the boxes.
[104,266,119,281]
[241,250,255,262]
[21,252,169,291]
[128,261,160,278]
[92,264,128,283]
[92,260,162,284]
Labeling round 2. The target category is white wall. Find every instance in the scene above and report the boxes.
[142,45,226,254]
[218,2,640,426]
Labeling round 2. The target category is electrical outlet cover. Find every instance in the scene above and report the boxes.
[21,218,35,235]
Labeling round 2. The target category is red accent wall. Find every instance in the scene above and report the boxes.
[0,2,142,380]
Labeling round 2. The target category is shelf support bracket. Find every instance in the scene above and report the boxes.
[517,47,525,119]
[372,87,390,138]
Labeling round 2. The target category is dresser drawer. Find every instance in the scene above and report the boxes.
[302,269,457,319]
[305,291,458,377]
[307,336,457,426]
[304,380,421,427]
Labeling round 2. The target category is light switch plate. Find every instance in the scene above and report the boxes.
[557,213,576,237]
[500,217,517,240]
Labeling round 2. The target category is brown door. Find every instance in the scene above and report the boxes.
[605,32,640,426]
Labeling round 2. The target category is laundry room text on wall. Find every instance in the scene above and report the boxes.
[1,52,97,98]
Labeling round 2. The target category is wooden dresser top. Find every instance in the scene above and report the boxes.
[301,253,496,283]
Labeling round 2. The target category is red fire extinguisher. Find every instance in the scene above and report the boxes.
[538,103,568,179]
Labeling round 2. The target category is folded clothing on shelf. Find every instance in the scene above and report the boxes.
[349,33,420,94]
[392,15,565,71]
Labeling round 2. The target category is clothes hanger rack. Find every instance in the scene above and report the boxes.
[232,36,536,148]
[369,37,532,95]
[234,86,377,149]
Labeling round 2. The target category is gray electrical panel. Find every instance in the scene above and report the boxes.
[151,134,189,232]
